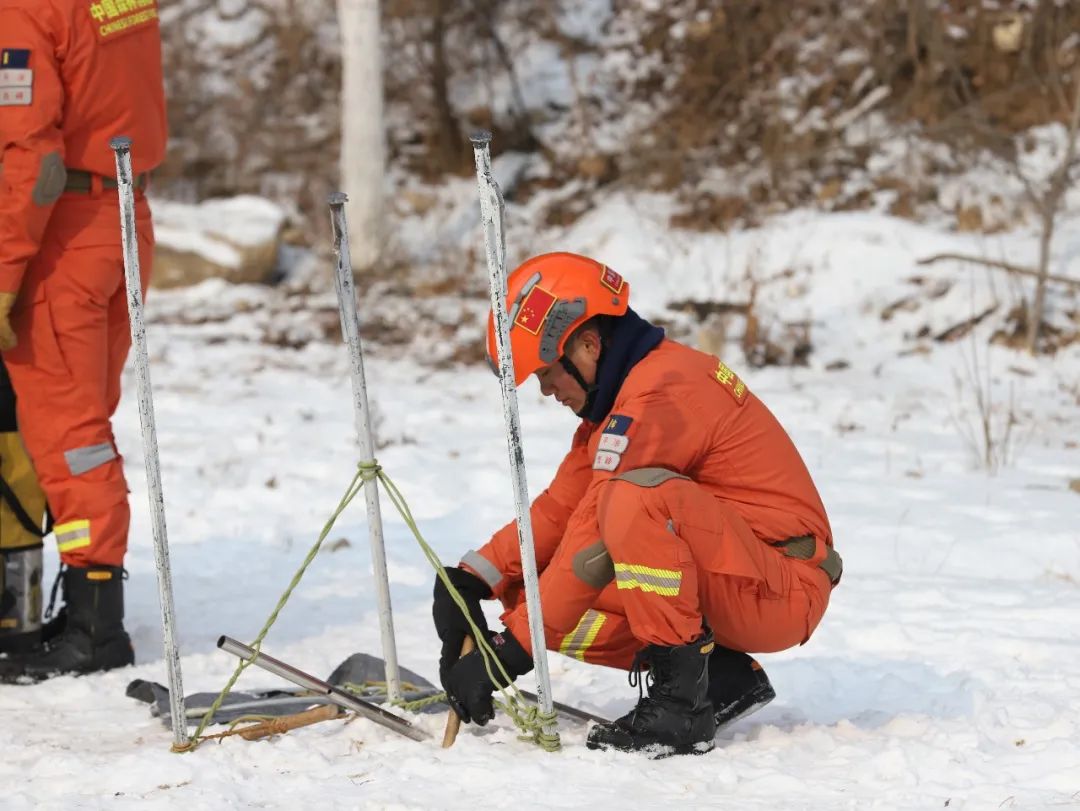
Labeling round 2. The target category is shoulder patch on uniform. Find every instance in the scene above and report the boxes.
[602,414,633,435]
[711,360,748,405]
[0,63,32,106]
[0,49,30,69]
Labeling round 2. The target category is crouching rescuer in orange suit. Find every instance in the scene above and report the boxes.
[0,0,167,682]
[433,252,842,756]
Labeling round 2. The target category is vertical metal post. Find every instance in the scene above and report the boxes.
[470,132,558,743]
[326,192,401,702]
[110,136,188,749]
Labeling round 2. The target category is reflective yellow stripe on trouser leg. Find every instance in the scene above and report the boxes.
[559,609,607,661]
[55,519,91,553]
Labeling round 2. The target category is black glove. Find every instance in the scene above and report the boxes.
[433,566,492,689]
[444,628,533,726]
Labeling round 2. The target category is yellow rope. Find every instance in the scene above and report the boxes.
[173,716,278,747]
[375,469,560,751]
[340,680,448,712]
[175,459,559,753]
[227,714,277,729]
[176,466,368,751]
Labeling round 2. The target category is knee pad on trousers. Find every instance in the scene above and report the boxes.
[572,539,614,588]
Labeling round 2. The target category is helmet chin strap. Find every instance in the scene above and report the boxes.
[559,355,598,418]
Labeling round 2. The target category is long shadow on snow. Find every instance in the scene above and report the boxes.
[721,655,976,737]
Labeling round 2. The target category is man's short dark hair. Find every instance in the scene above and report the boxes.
[568,315,614,346]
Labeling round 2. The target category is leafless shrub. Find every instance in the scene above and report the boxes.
[677,245,814,368]
[1024,68,1080,353]
[949,337,1021,474]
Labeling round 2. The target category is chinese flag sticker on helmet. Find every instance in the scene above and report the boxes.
[514,286,557,335]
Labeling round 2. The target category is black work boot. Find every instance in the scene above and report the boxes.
[586,632,717,757]
[0,566,134,684]
[708,646,776,731]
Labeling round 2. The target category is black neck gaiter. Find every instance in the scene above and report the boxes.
[582,307,665,424]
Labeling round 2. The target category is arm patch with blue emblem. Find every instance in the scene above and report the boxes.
[594,414,633,470]
[0,49,32,106]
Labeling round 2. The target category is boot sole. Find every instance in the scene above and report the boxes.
[647,739,715,759]
[1,654,134,685]
[586,734,716,759]
[714,683,776,732]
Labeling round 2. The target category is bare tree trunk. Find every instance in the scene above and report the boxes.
[338,0,385,271]
[1026,67,1080,353]
[430,0,464,173]
[906,0,923,89]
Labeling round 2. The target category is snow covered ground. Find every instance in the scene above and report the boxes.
[1,202,1078,810]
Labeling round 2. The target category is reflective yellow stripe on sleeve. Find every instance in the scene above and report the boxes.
[559,610,607,661]
[55,519,91,553]
[614,563,682,597]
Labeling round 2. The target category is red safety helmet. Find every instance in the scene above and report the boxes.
[486,252,630,385]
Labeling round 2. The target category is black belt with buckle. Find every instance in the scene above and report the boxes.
[64,168,148,193]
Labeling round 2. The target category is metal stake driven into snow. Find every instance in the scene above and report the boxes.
[110,136,188,749]
[470,132,558,743]
[326,193,402,703]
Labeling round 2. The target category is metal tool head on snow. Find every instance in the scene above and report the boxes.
[217,636,429,742]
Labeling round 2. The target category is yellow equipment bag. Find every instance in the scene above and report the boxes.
[0,360,47,654]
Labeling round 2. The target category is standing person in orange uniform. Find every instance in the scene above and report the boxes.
[0,0,167,682]
[432,252,842,756]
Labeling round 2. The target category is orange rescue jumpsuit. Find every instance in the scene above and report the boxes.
[464,340,837,670]
[0,0,166,567]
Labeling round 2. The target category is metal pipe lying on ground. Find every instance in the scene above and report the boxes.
[217,636,429,742]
